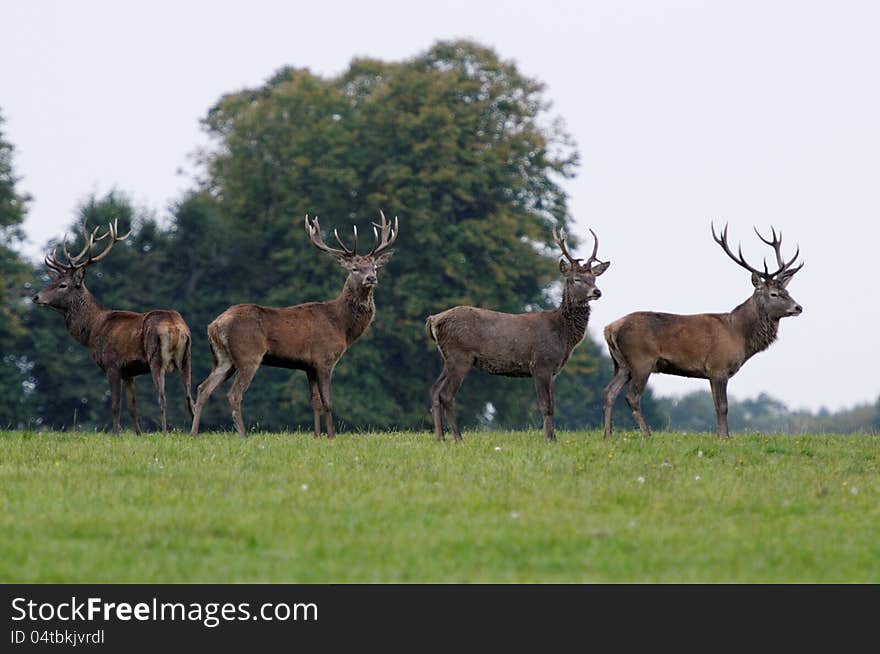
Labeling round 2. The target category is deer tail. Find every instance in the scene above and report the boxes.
[603,322,624,370]
[425,315,437,343]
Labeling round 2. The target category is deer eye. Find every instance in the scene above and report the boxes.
[769,292,779,298]
[59,283,68,289]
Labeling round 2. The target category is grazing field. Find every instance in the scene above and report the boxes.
[0,429,877,583]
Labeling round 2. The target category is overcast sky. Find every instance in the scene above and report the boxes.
[2,1,878,411]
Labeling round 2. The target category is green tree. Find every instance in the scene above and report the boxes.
[24,191,195,430]
[0,110,33,426]
[15,41,669,434]
[191,39,603,432]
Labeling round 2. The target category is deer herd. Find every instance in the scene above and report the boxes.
[34,214,804,440]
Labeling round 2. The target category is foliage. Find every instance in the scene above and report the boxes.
[186,39,613,432]
[1,429,878,582]
[657,390,878,434]
[0,110,33,427]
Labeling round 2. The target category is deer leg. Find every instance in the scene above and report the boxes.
[438,358,471,441]
[624,370,652,437]
[150,363,168,434]
[306,369,323,437]
[191,362,234,435]
[227,362,260,437]
[603,365,631,439]
[123,377,142,436]
[710,378,730,439]
[107,370,123,434]
[533,372,556,442]
[429,368,449,441]
[179,339,195,420]
[316,369,336,438]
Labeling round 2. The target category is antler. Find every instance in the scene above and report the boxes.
[553,226,602,269]
[753,226,804,280]
[553,226,583,267]
[712,222,803,281]
[305,211,398,259]
[44,219,130,273]
[305,215,355,257]
[368,210,398,257]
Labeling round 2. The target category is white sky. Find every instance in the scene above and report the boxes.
[2,1,878,412]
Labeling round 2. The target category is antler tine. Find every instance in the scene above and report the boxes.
[44,248,67,274]
[304,214,354,258]
[586,228,600,264]
[333,226,357,256]
[552,225,582,266]
[753,225,786,270]
[368,209,398,256]
[712,221,766,278]
[82,219,131,265]
[61,223,105,267]
[753,224,802,278]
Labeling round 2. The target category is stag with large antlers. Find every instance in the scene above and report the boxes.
[426,227,610,442]
[603,223,803,439]
[190,211,398,437]
[33,220,194,433]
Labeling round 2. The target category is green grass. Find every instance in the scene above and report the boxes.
[0,429,878,583]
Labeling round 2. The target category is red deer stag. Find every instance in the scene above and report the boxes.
[426,227,610,442]
[190,211,398,437]
[33,220,194,433]
[603,223,803,439]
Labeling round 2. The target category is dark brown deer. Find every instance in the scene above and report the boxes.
[33,220,194,433]
[426,228,610,442]
[190,211,398,437]
[603,224,804,439]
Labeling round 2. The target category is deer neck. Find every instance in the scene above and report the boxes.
[556,287,591,351]
[336,277,376,345]
[63,289,107,348]
[731,297,779,359]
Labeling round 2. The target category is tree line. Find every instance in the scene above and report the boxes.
[0,39,875,434]
[0,41,665,433]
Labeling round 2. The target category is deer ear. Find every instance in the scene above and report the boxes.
[559,258,571,275]
[72,267,86,287]
[751,272,764,288]
[374,250,394,268]
[334,255,353,270]
[778,271,797,289]
[591,261,611,276]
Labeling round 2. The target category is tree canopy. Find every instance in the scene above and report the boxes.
[3,41,665,432]
[0,111,33,425]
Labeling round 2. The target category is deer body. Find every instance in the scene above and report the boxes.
[34,221,194,433]
[190,212,397,437]
[603,224,803,439]
[428,302,589,378]
[607,307,778,379]
[427,228,609,442]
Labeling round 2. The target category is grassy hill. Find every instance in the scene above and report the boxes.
[1,430,877,583]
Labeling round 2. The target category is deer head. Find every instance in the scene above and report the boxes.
[712,222,804,319]
[553,226,610,306]
[304,210,398,287]
[33,219,130,312]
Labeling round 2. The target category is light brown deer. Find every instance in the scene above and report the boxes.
[33,220,194,433]
[603,223,803,439]
[190,211,398,437]
[426,228,610,442]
